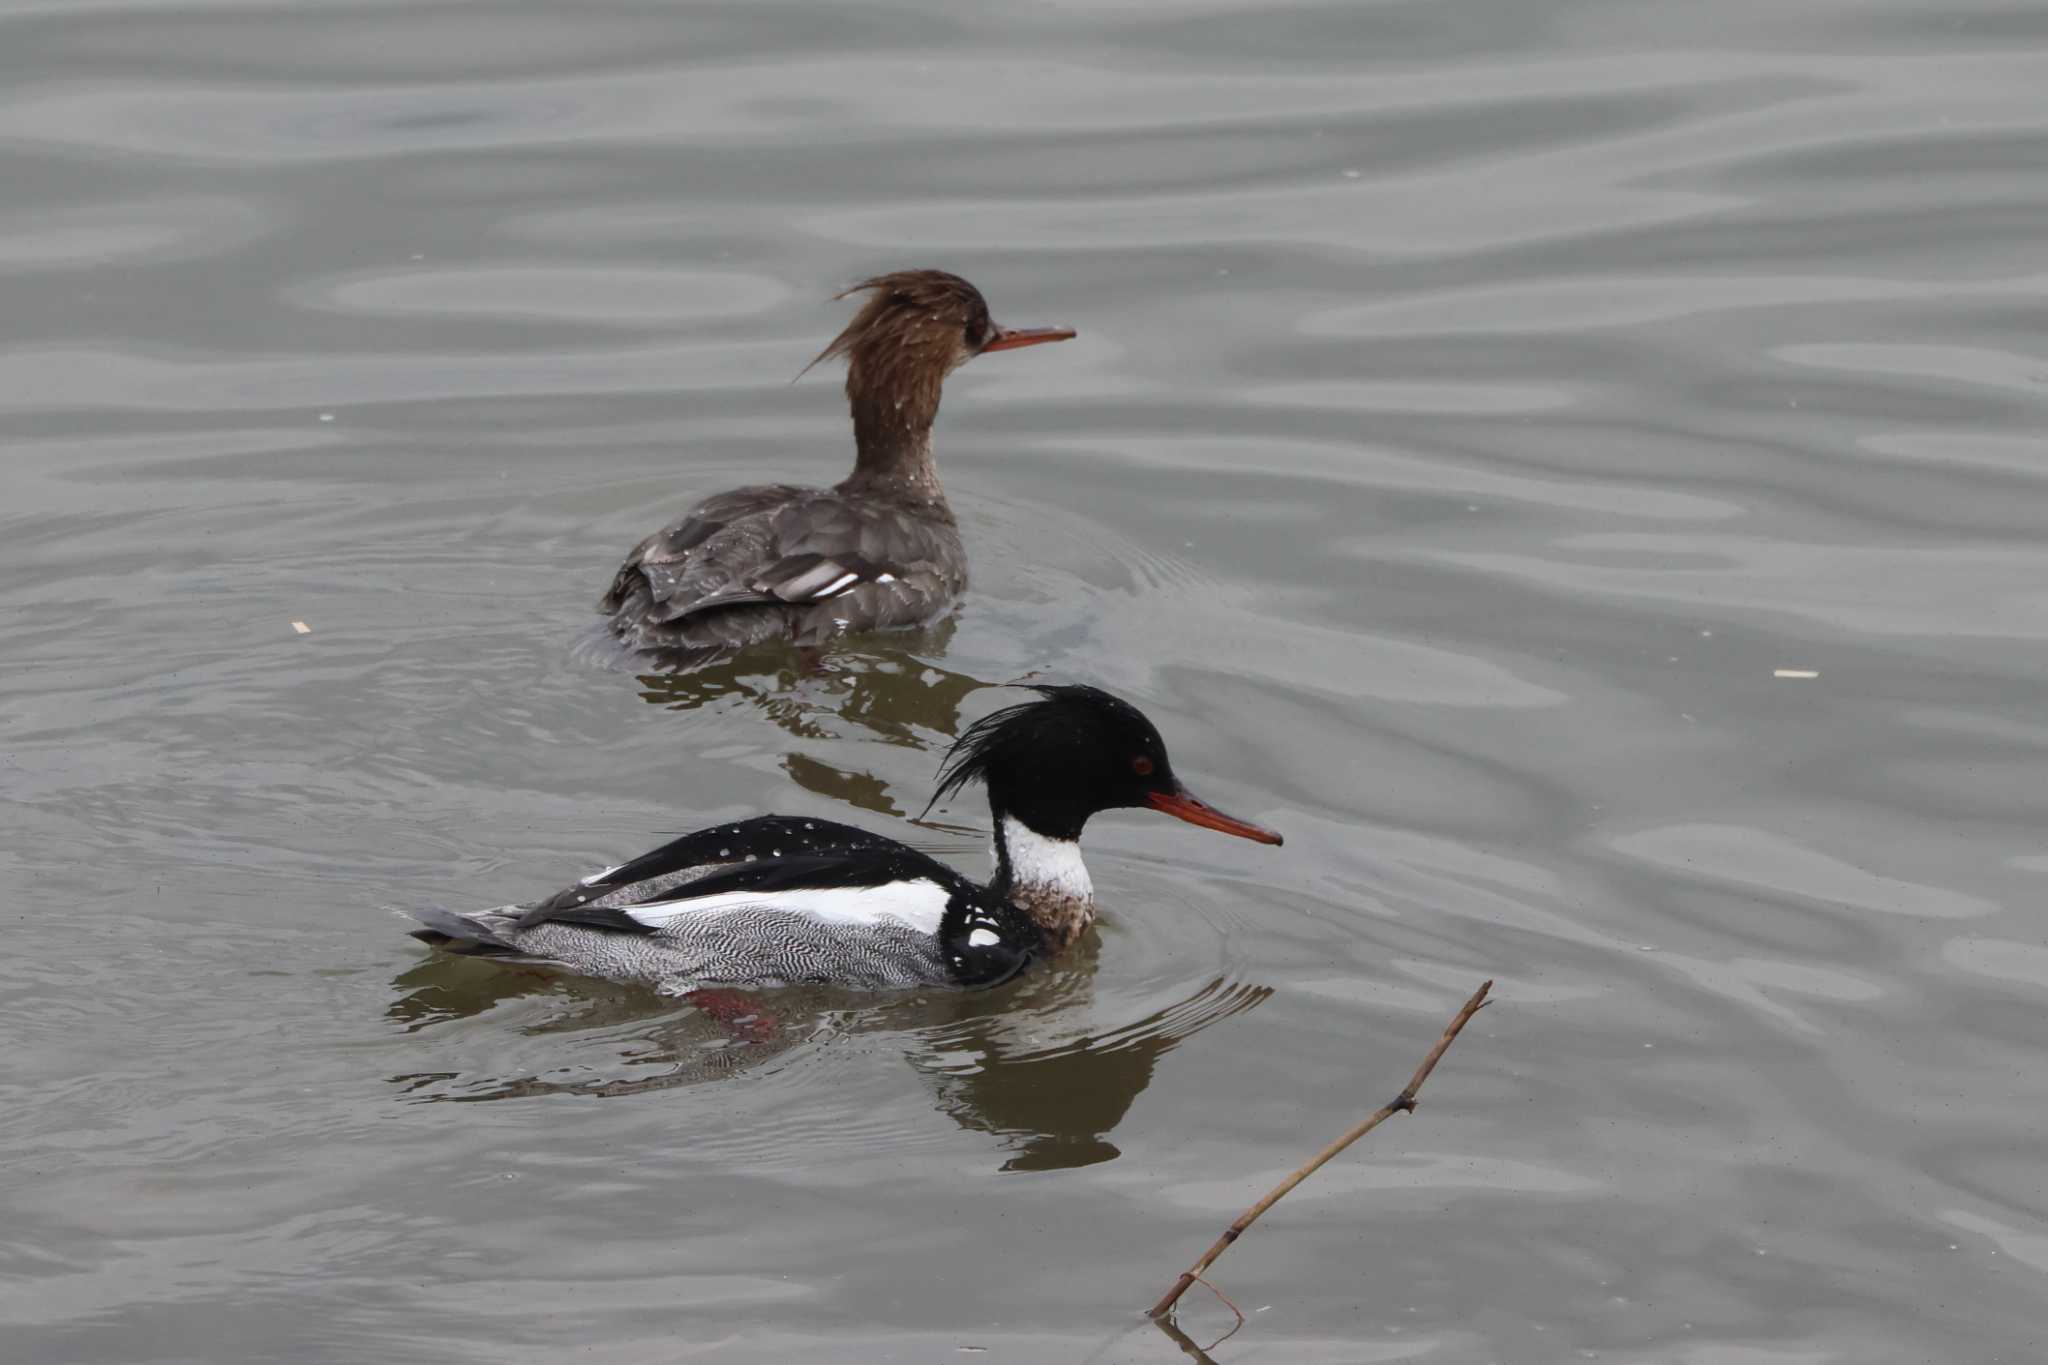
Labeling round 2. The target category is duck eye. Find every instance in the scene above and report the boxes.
[1131,755,1154,777]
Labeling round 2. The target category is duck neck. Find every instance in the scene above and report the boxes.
[990,810,1095,954]
[836,365,949,508]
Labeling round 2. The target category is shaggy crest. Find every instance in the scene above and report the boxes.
[927,685,1161,813]
[798,269,1000,489]
[802,270,996,380]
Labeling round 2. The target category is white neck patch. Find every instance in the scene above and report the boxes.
[998,816,1092,903]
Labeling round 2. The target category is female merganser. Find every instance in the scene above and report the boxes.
[407,686,1282,992]
[596,269,1074,660]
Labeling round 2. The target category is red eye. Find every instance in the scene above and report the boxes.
[1131,755,1154,776]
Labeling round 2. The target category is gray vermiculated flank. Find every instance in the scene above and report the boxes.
[454,902,955,993]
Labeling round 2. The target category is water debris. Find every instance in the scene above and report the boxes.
[1148,980,1494,1324]
[1773,669,1819,679]
[291,621,312,635]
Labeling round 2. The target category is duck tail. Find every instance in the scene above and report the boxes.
[407,905,526,958]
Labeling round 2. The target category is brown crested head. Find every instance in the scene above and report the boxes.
[805,270,1074,484]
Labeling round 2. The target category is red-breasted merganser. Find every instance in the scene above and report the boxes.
[596,269,1074,660]
[407,686,1283,992]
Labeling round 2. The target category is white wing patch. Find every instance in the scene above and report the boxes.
[771,558,876,602]
[815,571,860,598]
[623,879,950,938]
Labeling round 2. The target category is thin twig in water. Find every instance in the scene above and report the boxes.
[1190,1276,1244,1349]
[1149,1314,1221,1365]
[1147,979,1493,1321]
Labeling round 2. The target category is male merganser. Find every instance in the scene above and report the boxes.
[406,686,1282,992]
[596,269,1074,660]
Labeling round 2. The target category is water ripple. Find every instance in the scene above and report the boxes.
[7,0,2048,1359]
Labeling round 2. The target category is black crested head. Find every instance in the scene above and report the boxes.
[928,684,1283,847]
[931,685,1168,839]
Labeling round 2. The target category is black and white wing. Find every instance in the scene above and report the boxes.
[517,815,961,933]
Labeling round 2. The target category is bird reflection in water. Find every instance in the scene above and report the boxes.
[386,946,1270,1173]
[621,618,997,823]
[908,947,1271,1171]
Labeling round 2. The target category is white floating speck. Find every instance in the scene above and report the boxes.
[1773,669,1819,679]
[291,620,311,634]
[1342,168,1361,178]
[317,412,335,423]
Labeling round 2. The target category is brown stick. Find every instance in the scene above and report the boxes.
[1147,979,1493,1320]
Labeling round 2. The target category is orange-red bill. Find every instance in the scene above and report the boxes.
[1145,787,1284,846]
[982,324,1077,352]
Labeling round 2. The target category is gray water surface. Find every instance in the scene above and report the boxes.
[4,1,2047,1361]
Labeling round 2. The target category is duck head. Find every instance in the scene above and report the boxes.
[807,269,1074,493]
[927,684,1282,951]
[931,684,1283,845]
